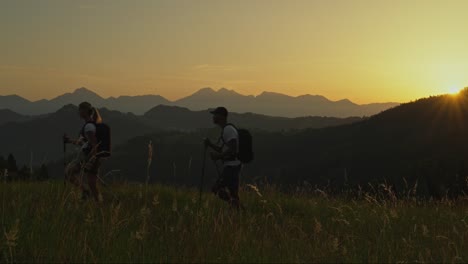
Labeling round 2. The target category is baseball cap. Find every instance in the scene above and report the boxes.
[209,106,228,117]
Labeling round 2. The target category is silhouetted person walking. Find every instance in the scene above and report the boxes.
[64,102,106,202]
[205,107,242,210]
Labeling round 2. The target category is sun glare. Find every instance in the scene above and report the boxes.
[448,86,461,95]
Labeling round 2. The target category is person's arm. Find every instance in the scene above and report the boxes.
[204,138,222,153]
[63,134,84,146]
[211,139,237,160]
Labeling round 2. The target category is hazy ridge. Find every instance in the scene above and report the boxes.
[0,87,399,118]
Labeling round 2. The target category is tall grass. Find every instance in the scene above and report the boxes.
[1,180,467,263]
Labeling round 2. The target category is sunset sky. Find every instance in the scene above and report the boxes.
[1,0,468,103]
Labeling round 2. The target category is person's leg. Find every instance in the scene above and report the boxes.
[66,159,85,189]
[227,166,241,209]
[217,188,231,202]
[87,173,99,202]
[85,158,101,202]
[212,169,231,202]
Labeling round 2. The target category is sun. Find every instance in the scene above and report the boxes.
[448,86,461,95]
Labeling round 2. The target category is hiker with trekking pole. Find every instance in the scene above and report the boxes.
[202,107,253,210]
[63,102,111,202]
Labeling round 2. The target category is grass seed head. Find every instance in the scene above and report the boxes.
[4,219,19,248]
[246,184,263,197]
[152,194,160,207]
[172,198,178,212]
[314,218,322,234]
[147,140,153,166]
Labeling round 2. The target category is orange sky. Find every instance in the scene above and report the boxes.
[1,0,468,103]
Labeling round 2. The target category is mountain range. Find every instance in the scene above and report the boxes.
[0,87,399,118]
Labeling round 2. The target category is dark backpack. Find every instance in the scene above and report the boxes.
[223,124,254,164]
[81,122,112,158]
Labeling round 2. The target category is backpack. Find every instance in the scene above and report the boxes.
[81,122,112,158]
[222,123,254,164]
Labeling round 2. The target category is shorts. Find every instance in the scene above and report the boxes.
[212,165,241,197]
[84,157,101,174]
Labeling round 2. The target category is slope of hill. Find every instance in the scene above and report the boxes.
[0,109,29,125]
[256,91,468,195]
[0,87,398,117]
[0,95,33,113]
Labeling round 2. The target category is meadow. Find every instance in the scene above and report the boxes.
[1,181,467,263]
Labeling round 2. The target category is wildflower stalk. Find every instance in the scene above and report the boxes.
[4,219,19,263]
[2,169,7,232]
[145,140,153,202]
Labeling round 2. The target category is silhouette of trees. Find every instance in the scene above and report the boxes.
[7,153,18,173]
[0,153,49,181]
[36,164,49,181]
[0,155,5,170]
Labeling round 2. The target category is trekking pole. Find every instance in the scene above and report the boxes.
[63,134,67,186]
[98,170,121,203]
[198,144,208,213]
[212,159,222,178]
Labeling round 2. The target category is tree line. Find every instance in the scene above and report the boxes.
[0,154,49,181]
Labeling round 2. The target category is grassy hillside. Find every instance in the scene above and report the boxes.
[1,181,467,263]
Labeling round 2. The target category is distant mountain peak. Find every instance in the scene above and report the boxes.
[218,87,244,96]
[75,87,90,92]
[150,104,190,111]
[257,91,292,98]
[218,87,233,93]
[0,94,31,102]
[298,94,327,98]
[336,98,354,105]
[56,104,77,112]
[191,87,242,95]
[71,87,102,97]
[49,87,104,104]
[51,104,78,117]
[194,87,216,94]
[144,104,192,117]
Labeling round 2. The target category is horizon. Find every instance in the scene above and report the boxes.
[2,1,468,104]
[0,86,405,104]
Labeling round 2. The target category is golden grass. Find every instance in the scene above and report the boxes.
[1,181,467,263]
